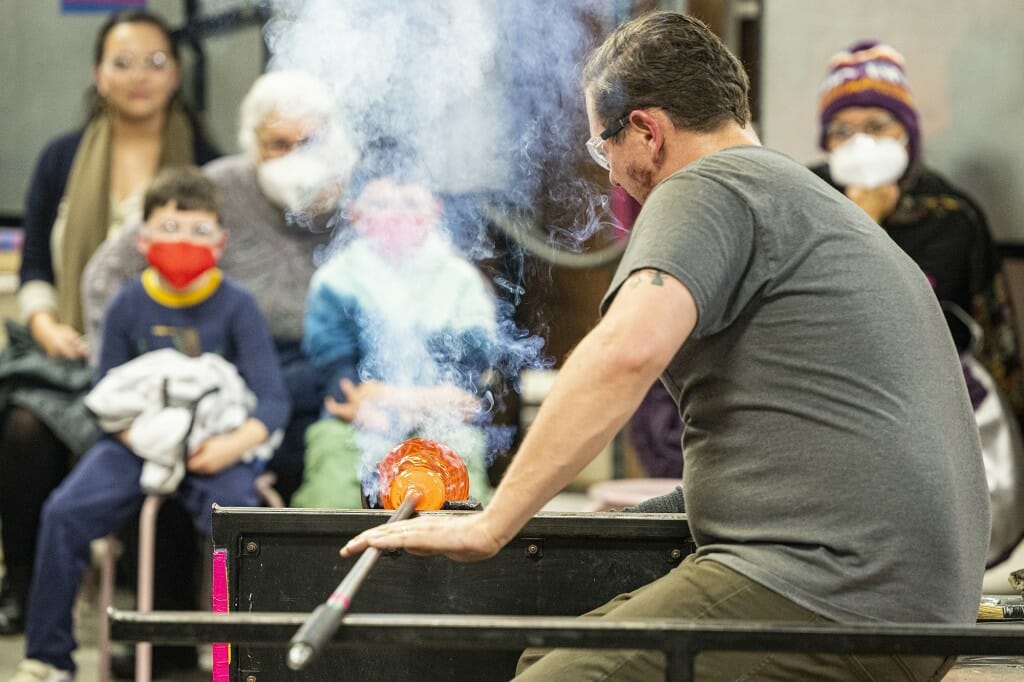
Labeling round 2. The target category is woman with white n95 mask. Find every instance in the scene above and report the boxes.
[814,41,918,223]
[810,40,1024,571]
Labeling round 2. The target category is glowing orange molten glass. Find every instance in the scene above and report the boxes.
[378,438,470,511]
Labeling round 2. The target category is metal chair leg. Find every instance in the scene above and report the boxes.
[135,495,166,682]
[97,535,117,682]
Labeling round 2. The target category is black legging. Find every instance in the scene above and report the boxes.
[0,406,73,601]
[0,407,199,613]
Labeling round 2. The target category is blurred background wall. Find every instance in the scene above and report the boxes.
[7,1,1023,239]
[3,0,1023,340]
[759,0,1024,245]
[0,0,265,220]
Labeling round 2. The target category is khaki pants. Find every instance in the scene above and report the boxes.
[516,556,954,681]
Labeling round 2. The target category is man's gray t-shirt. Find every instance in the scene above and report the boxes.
[602,146,989,623]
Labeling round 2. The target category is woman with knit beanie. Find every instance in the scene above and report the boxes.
[811,40,1024,569]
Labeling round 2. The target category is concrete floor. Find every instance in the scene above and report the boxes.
[0,567,209,681]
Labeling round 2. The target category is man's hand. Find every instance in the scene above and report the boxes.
[424,385,482,423]
[29,311,88,360]
[340,512,504,563]
[846,183,900,223]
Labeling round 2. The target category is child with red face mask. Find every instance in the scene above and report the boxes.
[12,166,289,681]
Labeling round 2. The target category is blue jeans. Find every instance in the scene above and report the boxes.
[24,438,258,673]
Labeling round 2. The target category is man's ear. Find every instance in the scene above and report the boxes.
[628,109,666,162]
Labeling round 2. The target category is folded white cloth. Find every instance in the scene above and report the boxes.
[129,407,192,494]
[86,349,283,494]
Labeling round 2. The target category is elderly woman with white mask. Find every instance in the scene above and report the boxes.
[83,69,354,500]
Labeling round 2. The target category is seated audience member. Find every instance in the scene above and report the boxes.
[291,139,495,509]
[0,8,218,637]
[629,381,685,479]
[812,40,1024,565]
[83,68,351,502]
[11,167,289,682]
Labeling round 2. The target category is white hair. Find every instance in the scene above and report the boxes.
[238,70,336,156]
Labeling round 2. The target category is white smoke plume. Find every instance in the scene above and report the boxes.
[264,0,618,489]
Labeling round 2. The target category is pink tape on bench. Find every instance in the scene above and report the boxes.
[212,548,230,682]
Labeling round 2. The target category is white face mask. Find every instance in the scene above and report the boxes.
[256,150,334,213]
[827,133,909,189]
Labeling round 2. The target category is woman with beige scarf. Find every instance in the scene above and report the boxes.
[0,9,218,638]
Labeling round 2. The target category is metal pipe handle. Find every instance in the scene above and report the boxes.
[287,493,419,670]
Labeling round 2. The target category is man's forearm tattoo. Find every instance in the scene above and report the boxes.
[628,269,666,288]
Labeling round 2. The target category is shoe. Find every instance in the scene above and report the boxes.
[0,585,24,636]
[109,644,199,679]
[9,659,72,682]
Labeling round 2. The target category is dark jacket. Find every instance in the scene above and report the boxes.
[19,128,220,287]
[0,321,98,455]
[810,162,1024,420]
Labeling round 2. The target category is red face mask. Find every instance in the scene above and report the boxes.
[146,241,217,289]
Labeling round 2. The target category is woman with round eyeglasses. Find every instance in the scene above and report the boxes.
[811,42,1002,334]
[811,40,1024,571]
[811,40,1018,359]
[0,9,219,640]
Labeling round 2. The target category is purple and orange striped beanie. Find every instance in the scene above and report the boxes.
[818,40,920,170]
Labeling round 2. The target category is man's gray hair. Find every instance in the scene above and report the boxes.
[583,12,750,135]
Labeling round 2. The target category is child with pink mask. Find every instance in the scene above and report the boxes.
[293,138,496,509]
[12,166,289,681]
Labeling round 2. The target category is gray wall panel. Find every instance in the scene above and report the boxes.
[0,1,263,216]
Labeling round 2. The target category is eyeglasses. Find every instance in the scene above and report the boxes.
[105,51,173,73]
[256,134,311,156]
[825,115,901,144]
[156,219,219,240]
[355,183,436,214]
[585,116,629,171]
